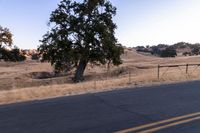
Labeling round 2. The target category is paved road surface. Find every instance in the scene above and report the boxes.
[1,81,200,133]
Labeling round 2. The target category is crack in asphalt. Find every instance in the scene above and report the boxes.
[91,94,155,122]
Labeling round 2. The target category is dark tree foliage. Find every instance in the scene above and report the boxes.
[0,47,7,60]
[190,43,200,49]
[151,46,162,56]
[38,0,124,82]
[160,46,177,57]
[0,26,13,47]
[157,44,168,49]
[182,52,192,56]
[192,47,200,55]
[0,47,26,62]
[173,42,188,49]
[136,47,151,53]
[0,26,26,62]
[31,53,40,60]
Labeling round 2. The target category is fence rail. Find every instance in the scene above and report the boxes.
[157,64,200,79]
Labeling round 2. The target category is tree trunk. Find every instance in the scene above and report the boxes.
[73,60,88,83]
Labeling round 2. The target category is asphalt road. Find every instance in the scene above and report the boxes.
[1,81,200,133]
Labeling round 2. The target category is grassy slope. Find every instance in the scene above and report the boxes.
[1,49,200,104]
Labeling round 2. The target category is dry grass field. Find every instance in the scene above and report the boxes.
[1,49,200,105]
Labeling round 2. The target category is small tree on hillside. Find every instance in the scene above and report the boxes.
[151,46,162,56]
[31,53,40,60]
[0,26,26,62]
[0,26,13,47]
[160,46,177,57]
[2,46,26,62]
[0,26,13,60]
[192,47,200,55]
[38,0,124,82]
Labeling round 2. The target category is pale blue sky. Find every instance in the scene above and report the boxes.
[1,0,200,49]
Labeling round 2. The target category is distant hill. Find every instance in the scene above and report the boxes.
[135,42,200,57]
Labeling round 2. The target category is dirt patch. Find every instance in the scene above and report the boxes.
[30,72,53,79]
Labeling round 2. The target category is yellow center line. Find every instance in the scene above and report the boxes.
[139,116,200,133]
[115,112,200,133]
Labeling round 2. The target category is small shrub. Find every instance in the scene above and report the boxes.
[182,52,192,56]
[31,53,40,60]
[111,67,127,76]
[0,47,26,62]
[191,48,200,55]
[160,47,177,57]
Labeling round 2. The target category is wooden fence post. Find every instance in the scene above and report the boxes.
[157,65,160,79]
[186,64,188,74]
[94,72,96,89]
[128,70,131,84]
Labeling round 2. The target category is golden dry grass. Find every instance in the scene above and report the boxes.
[1,49,200,105]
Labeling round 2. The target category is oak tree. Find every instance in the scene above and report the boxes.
[38,0,124,82]
[0,26,13,47]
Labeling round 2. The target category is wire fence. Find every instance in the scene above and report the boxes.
[157,64,200,79]
[2,63,200,91]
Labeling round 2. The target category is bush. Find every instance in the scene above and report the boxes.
[31,53,40,60]
[136,48,151,53]
[182,52,192,56]
[191,48,200,55]
[9,48,26,61]
[0,47,8,60]
[151,46,162,56]
[0,47,26,62]
[160,47,177,57]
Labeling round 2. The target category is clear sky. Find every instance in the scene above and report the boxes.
[1,0,200,49]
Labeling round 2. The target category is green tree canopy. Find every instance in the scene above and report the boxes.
[0,26,26,62]
[0,46,26,62]
[38,0,124,82]
[0,26,13,47]
[160,46,177,57]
